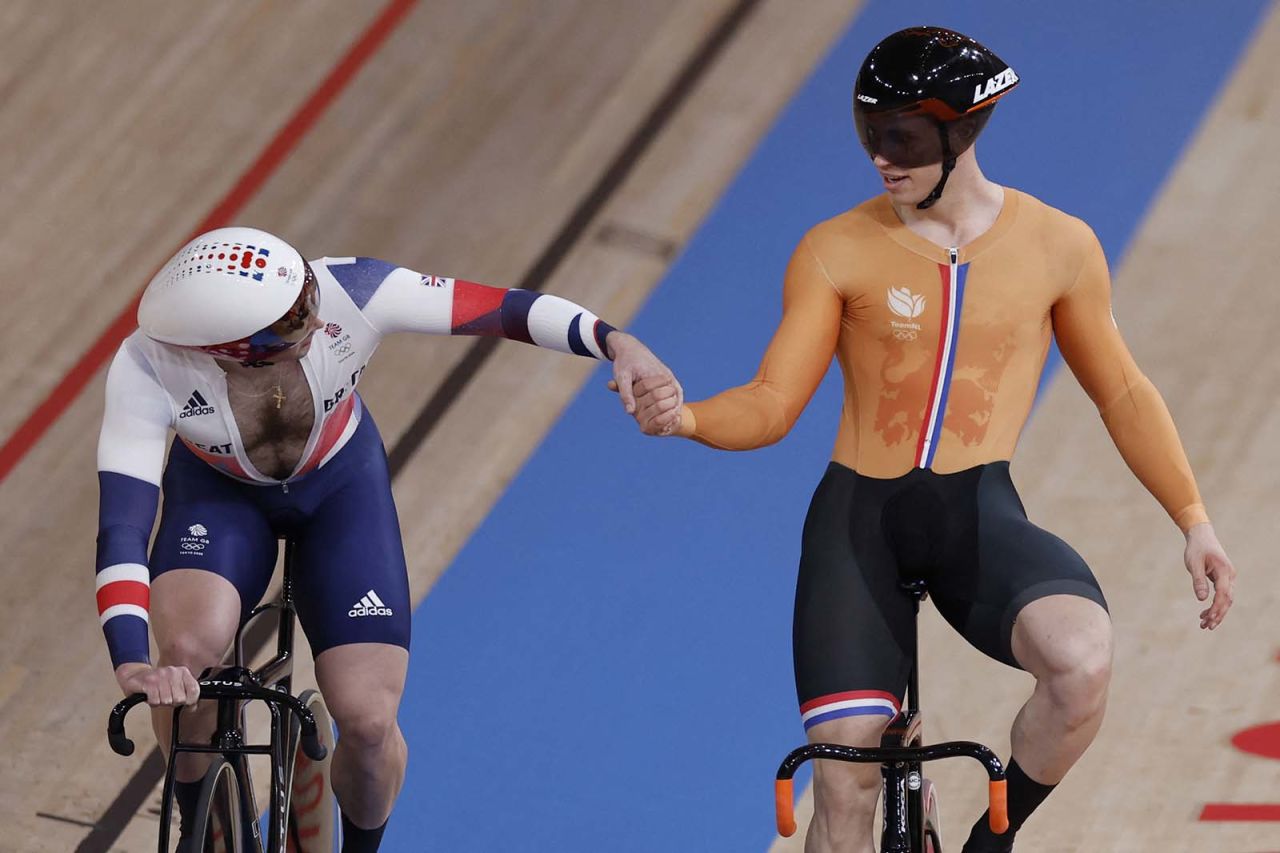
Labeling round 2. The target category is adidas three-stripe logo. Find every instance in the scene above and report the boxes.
[349,589,393,618]
[179,389,216,419]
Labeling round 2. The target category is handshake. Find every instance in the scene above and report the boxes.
[604,331,685,437]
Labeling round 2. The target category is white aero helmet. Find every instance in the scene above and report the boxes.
[138,227,317,362]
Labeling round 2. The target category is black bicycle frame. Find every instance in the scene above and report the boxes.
[882,578,927,851]
[107,539,325,853]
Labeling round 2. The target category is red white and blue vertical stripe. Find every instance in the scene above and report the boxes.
[914,251,969,469]
[800,690,902,730]
[295,393,362,478]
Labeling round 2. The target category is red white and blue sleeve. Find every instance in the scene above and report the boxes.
[95,341,173,669]
[335,259,618,358]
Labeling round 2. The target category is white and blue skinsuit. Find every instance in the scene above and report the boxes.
[95,258,617,668]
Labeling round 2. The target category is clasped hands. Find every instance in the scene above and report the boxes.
[605,332,684,436]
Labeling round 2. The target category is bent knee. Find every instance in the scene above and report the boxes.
[805,713,891,816]
[1016,597,1113,677]
[156,629,234,673]
[1049,662,1111,726]
[333,708,401,751]
[314,643,408,750]
[812,759,883,830]
[152,571,242,671]
[1039,637,1112,729]
[814,757,883,798]
[1043,630,1113,689]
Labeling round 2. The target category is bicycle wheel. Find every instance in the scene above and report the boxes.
[921,778,942,853]
[189,757,244,853]
[284,689,338,852]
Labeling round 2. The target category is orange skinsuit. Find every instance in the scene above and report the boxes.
[678,188,1208,531]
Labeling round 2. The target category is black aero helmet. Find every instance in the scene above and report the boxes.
[854,27,1018,208]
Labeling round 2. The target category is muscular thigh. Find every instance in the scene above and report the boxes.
[315,643,409,727]
[1010,593,1112,679]
[928,464,1108,670]
[794,464,915,731]
[292,432,410,656]
[152,446,280,648]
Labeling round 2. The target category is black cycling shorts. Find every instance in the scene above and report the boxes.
[794,461,1107,731]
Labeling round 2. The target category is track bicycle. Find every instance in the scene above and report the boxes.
[107,539,338,852]
[774,579,1008,852]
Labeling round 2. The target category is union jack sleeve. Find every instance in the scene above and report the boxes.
[96,472,159,667]
[358,267,617,358]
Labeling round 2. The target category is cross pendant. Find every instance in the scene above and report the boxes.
[272,385,286,409]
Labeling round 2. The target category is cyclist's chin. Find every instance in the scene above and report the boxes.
[278,334,316,361]
[874,160,940,201]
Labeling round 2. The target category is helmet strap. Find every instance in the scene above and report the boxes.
[916,120,956,210]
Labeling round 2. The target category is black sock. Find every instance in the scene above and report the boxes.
[173,778,202,835]
[341,813,388,853]
[172,778,202,840]
[962,760,1056,852]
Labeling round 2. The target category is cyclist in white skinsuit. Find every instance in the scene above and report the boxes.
[96,227,684,851]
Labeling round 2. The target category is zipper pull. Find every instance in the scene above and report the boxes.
[949,247,959,265]
[281,482,290,494]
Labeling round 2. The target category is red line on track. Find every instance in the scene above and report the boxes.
[1199,803,1280,822]
[0,0,418,485]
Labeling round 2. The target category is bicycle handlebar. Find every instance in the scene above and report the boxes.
[106,692,147,756]
[773,741,1008,838]
[107,679,327,762]
[774,778,797,837]
[989,778,1008,833]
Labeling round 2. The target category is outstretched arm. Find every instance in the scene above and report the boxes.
[362,269,620,357]
[358,263,680,429]
[649,234,842,448]
[1053,227,1235,628]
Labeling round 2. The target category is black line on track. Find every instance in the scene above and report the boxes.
[36,812,101,829]
[386,0,761,473]
[81,1,762,848]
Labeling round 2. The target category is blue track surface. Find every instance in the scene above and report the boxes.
[384,2,1267,850]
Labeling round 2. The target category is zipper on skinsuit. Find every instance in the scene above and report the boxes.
[915,247,962,469]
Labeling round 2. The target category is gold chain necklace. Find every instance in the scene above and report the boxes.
[228,381,287,410]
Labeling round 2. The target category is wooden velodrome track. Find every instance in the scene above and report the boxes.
[0,1,1276,851]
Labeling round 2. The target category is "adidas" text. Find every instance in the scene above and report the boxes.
[349,589,393,618]
[180,390,216,419]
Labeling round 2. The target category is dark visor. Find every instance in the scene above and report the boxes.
[854,109,948,169]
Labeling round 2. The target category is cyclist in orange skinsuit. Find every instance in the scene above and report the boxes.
[631,27,1237,853]
[681,185,1206,528]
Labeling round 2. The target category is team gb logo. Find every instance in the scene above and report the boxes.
[887,287,926,319]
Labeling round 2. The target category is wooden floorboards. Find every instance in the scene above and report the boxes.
[4,0,1276,850]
